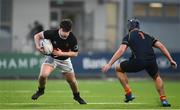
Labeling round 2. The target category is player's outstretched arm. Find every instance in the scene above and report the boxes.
[154,41,177,69]
[102,44,128,73]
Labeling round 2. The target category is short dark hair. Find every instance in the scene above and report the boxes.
[60,19,73,32]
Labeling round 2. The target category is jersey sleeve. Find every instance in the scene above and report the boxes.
[70,34,79,52]
[43,30,53,39]
[149,35,158,46]
[121,35,129,46]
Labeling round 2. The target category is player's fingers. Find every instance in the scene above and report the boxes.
[101,66,108,73]
[171,62,177,69]
[173,63,177,69]
[101,67,105,73]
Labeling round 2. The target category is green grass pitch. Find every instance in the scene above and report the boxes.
[0,79,180,109]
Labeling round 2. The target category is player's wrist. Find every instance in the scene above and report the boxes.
[56,51,64,56]
[169,59,174,63]
[61,52,67,56]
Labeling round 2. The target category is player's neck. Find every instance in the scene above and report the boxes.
[58,29,67,40]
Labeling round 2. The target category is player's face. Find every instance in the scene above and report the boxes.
[59,28,70,39]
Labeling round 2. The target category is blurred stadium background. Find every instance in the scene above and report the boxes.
[0,0,179,79]
[0,0,180,109]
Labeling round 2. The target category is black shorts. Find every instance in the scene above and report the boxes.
[120,59,158,78]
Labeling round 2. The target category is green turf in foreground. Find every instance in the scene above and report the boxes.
[0,79,180,109]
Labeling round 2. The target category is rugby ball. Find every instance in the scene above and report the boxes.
[40,39,53,55]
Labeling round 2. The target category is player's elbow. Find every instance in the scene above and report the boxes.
[34,33,40,41]
[34,32,43,40]
[158,43,165,50]
[118,47,126,55]
[72,52,78,57]
[119,44,127,54]
[159,44,165,50]
[34,34,38,40]
[74,52,78,57]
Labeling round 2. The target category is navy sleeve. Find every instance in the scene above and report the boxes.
[43,30,53,39]
[70,34,78,52]
[122,35,129,46]
[149,35,158,46]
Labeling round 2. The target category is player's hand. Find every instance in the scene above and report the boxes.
[101,63,111,73]
[36,46,45,54]
[52,48,63,57]
[170,60,177,69]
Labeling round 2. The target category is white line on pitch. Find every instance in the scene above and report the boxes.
[0,102,148,105]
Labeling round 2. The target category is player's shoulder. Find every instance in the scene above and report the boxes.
[43,29,58,38]
[139,31,151,37]
[122,34,129,41]
[69,32,75,37]
[140,31,158,43]
[44,29,58,34]
[69,32,77,39]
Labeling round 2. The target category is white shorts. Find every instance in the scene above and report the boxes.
[43,56,74,73]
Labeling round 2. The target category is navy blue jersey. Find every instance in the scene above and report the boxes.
[43,29,78,60]
[122,30,158,60]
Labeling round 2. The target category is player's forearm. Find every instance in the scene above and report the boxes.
[108,48,124,66]
[34,32,43,49]
[154,41,173,62]
[159,45,173,62]
[61,51,78,57]
[108,44,127,66]
[34,35,40,49]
